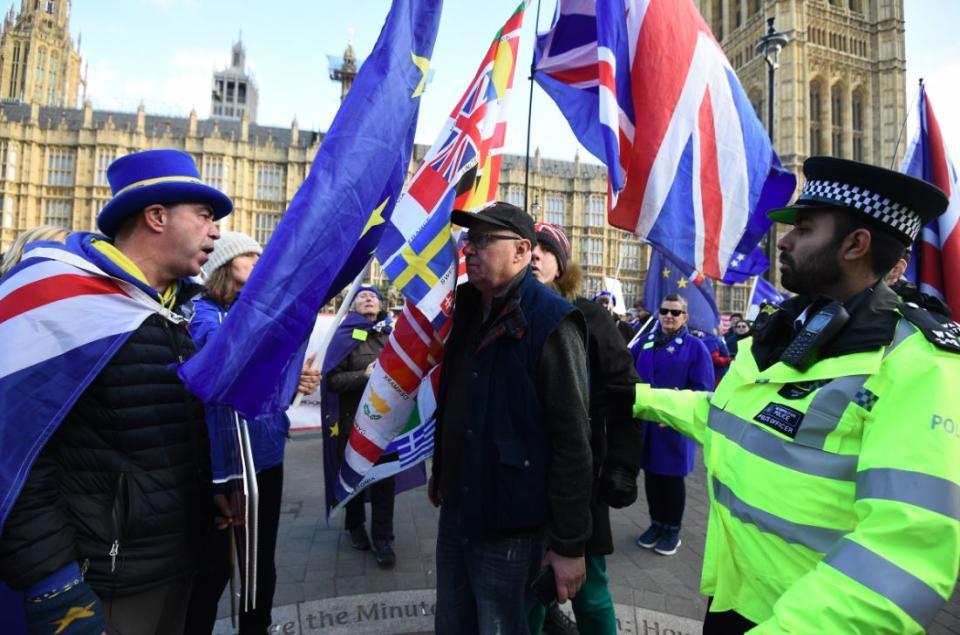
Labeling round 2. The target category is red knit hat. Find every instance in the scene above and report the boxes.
[534,222,570,274]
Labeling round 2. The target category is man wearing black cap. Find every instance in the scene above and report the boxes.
[623,157,960,632]
[429,202,593,634]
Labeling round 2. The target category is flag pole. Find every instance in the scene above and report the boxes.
[890,78,923,170]
[748,274,760,309]
[523,0,543,209]
[291,259,373,408]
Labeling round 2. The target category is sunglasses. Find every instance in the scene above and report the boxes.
[659,308,686,317]
[462,232,522,250]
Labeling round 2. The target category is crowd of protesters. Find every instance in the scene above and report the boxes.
[1,149,959,635]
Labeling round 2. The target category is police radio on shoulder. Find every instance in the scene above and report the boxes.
[780,301,850,370]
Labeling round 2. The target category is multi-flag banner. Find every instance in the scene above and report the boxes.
[178,0,443,420]
[901,82,960,314]
[332,2,527,511]
[534,0,794,281]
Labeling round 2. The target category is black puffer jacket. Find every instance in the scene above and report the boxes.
[0,290,212,597]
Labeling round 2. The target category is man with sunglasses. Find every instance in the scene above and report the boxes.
[630,294,713,556]
[619,157,960,632]
[429,202,593,634]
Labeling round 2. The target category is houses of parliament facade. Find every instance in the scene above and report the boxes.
[0,0,906,313]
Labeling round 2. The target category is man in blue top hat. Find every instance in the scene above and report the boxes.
[0,149,231,634]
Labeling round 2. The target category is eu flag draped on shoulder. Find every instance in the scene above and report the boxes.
[534,0,795,280]
[178,0,444,420]
[642,247,720,333]
[332,1,528,512]
[901,81,960,314]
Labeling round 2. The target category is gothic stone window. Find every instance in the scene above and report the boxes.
[809,82,823,156]
[255,212,281,244]
[44,199,71,229]
[545,194,565,226]
[831,84,844,157]
[46,148,75,186]
[852,91,865,162]
[585,195,605,227]
[256,164,285,201]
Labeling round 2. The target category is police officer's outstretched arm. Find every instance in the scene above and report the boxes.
[632,382,712,445]
[756,334,960,633]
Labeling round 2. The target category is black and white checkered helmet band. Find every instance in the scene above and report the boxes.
[799,179,924,241]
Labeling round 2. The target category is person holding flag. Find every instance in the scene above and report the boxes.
[620,157,960,632]
[321,285,420,570]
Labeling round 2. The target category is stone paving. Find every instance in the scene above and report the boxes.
[213,433,960,634]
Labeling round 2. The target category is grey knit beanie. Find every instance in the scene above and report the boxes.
[202,231,262,277]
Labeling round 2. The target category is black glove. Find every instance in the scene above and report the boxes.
[599,465,638,509]
[25,579,106,635]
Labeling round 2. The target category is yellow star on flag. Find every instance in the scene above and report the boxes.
[329,421,340,437]
[411,52,431,98]
[52,602,97,634]
[661,267,671,278]
[677,278,689,288]
[359,197,390,240]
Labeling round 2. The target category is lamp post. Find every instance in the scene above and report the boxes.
[756,17,789,283]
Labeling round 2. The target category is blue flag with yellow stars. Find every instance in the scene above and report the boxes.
[179,0,443,419]
[643,247,721,333]
[721,245,769,284]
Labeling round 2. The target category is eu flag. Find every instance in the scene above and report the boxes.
[179,0,443,420]
[643,247,720,333]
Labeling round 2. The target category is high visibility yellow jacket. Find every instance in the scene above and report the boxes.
[634,308,960,633]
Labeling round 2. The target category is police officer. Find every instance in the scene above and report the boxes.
[624,157,960,633]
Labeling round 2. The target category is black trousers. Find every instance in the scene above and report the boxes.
[184,463,284,634]
[344,475,396,541]
[702,597,757,634]
[644,471,686,526]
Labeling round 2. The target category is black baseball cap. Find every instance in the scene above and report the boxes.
[451,201,537,244]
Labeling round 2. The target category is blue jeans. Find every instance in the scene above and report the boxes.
[435,501,544,635]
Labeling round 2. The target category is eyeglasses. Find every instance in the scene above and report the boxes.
[659,308,686,317]
[462,232,522,250]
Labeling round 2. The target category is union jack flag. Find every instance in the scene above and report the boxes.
[902,82,960,313]
[0,235,176,531]
[535,0,795,280]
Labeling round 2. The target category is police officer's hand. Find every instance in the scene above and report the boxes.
[599,465,638,508]
[542,551,585,603]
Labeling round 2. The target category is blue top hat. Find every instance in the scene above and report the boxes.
[97,149,233,238]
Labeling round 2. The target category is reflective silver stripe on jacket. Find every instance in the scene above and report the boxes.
[825,538,944,627]
[712,477,846,553]
[708,407,858,481]
[857,468,960,521]
[793,374,869,449]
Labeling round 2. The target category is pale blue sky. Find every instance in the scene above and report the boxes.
[69,0,959,164]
